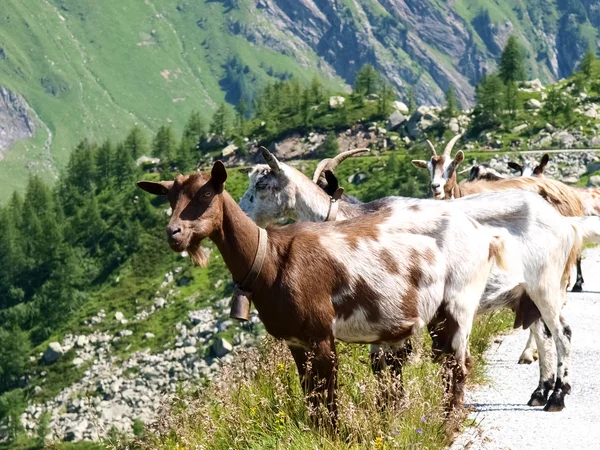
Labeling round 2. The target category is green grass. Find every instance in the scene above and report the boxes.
[133,312,513,450]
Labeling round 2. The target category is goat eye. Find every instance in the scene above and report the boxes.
[204,192,212,197]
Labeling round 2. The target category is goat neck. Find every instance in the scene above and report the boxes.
[213,192,268,287]
[444,171,462,199]
[291,168,352,222]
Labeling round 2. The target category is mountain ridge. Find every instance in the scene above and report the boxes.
[0,0,599,195]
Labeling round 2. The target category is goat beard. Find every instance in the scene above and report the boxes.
[187,242,210,267]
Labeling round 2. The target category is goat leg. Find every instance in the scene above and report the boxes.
[289,337,338,429]
[527,319,556,406]
[571,256,584,292]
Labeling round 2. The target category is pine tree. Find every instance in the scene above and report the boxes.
[504,81,519,116]
[311,75,324,104]
[210,103,229,137]
[317,132,339,158]
[579,49,596,79]
[377,82,395,115]
[176,112,205,172]
[182,111,205,141]
[499,35,526,84]
[65,140,96,195]
[476,74,504,117]
[124,126,147,160]
[152,125,177,162]
[301,88,312,128]
[95,140,113,190]
[443,85,460,118]
[113,143,137,187]
[353,64,380,96]
[236,99,247,131]
[0,326,31,392]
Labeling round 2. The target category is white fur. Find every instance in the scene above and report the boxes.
[240,161,581,407]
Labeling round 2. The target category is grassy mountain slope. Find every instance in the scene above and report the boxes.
[2,0,599,199]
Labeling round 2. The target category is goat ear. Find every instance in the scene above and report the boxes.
[211,161,228,186]
[453,150,465,165]
[538,154,550,170]
[136,180,173,196]
[238,167,253,175]
[507,162,523,174]
[323,170,340,197]
[412,160,428,169]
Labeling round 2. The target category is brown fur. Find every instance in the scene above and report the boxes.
[138,164,492,422]
[449,176,585,216]
[379,249,400,274]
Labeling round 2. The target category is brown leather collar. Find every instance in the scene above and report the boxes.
[230,227,268,321]
[239,227,268,291]
[325,187,344,221]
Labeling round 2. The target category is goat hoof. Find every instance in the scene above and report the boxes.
[571,284,583,293]
[527,390,547,407]
[518,349,539,365]
[544,392,565,412]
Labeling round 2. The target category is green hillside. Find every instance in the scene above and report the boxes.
[0,0,342,196]
[2,0,600,199]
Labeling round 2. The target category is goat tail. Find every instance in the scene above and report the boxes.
[488,233,509,272]
[568,216,600,246]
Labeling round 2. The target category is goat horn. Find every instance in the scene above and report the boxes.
[312,148,370,183]
[425,140,437,156]
[458,166,472,175]
[260,146,282,173]
[443,134,463,157]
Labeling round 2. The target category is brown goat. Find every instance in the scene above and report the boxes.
[138,162,505,423]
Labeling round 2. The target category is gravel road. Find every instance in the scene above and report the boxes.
[451,246,600,450]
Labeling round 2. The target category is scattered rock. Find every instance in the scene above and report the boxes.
[154,298,166,309]
[212,337,233,358]
[554,131,577,148]
[114,312,124,322]
[589,175,600,187]
[144,333,155,339]
[222,144,238,157]
[392,101,409,114]
[525,99,542,110]
[387,110,407,130]
[329,96,345,109]
[43,342,64,364]
[511,124,528,133]
[348,173,367,185]
[75,336,88,348]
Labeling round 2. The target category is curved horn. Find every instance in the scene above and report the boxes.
[260,146,282,173]
[312,148,369,183]
[425,140,437,156]
[443,134,463,157]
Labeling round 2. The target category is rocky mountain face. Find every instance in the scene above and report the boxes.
[248,0,599,106]
[0,85,34,158]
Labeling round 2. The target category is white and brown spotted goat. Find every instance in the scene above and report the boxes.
[240,148,600,411]
[138,162,505,422]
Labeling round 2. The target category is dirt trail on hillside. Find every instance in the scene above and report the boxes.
[450,246,600,450]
